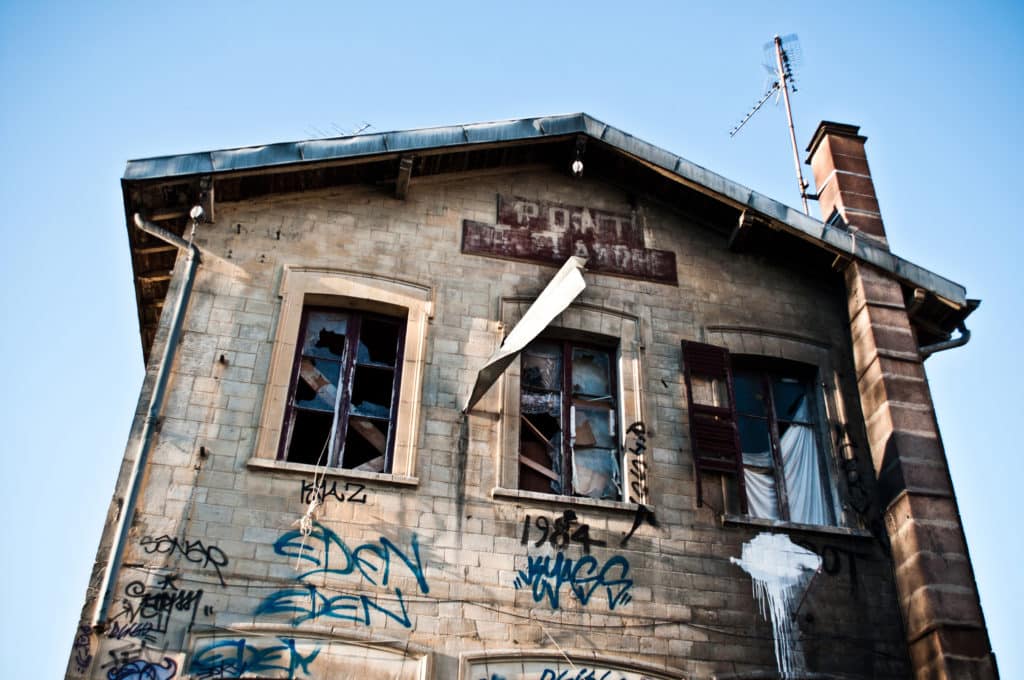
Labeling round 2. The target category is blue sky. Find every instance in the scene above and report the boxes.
[1,1,1020,677]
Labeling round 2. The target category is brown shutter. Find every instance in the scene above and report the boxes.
[681,340,747,513]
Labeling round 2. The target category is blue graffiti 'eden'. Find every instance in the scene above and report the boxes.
[189,637,319,679]
[255,522,429,628]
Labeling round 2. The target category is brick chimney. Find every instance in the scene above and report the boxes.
[807,122,997,679]
[806,122,888,246]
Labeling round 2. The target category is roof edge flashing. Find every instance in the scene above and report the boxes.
[121,112,971,309]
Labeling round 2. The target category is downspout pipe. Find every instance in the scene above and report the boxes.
[920,322,971,359]
[91,212,202,630]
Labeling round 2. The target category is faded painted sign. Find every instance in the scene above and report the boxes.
[462,196,677,284]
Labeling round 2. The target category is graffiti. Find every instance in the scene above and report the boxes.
[73,623,93,673]
[140,535,228,586]
[106,657,178,680]
[619,503,659,547]
[256,583,415,627]
[190,637,320,679]
[110,575,203,635]
[480,671,627,680]
[521,510,606,554]
[514,552,633,610]
[255,522,428,628]
[101,644,177,680]
[625,421,649,502]
[476,665,662,680]
[541,670,627,680]
[106,621,157,643]
[300,479,368,505]
[793,538,871,598]
[618,422,659,547]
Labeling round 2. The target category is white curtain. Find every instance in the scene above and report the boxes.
[744,467,780,519]
[744,398,830,524]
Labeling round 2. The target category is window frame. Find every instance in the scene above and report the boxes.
[518,336,622,500]
[251,266,432,482]
[732,358,835,525]
[278,306,407,472]
[683,328,852,529]
[492,298,646,508]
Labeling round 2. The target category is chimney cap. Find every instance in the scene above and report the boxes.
[806,121,868,159]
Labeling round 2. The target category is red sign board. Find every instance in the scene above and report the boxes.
[462,196,677,284]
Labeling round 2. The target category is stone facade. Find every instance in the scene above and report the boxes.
[68,120,992,680]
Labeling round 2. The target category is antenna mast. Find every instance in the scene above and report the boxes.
[730,34,813,215]
[772,35,810,215]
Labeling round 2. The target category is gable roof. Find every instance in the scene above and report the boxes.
[122,113,975,359]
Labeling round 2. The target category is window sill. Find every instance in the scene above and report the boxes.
[246,458,419,487]
[492,487,641,515]
[722,514,873,539]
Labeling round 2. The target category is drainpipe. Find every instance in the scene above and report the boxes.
[91,210,203,630]
[920,322,971,358]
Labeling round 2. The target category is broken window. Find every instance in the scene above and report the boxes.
[683,340,837,526]
[518,339,621,500]
[280,308,405,472]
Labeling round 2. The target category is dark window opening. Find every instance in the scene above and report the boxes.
[519,338,621,500]
[280,308,405,471]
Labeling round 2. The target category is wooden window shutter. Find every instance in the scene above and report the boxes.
[681,340,747,513]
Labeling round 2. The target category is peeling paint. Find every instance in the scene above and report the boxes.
[730,532,821,678]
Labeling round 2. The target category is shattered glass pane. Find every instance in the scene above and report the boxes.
[358,317,400,366]
[549,436,564,494]
[343,416,388,469]
[350,366,394,419]
[294,358,342,412]
[572,347,611,397]
[522,341,562,391]
[573,406,616,449]
[572,448,621,499]
[521,390,561,417]
[286,410,334,466]
[302,311,348,359]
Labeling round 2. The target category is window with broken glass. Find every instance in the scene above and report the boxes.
[518,339,622,500]
[280,308,405,472]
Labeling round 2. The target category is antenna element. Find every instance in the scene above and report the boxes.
[730,34,813,215]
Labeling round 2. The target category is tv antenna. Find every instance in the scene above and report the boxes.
[730,34,813,215]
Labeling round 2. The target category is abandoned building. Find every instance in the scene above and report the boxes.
[67,114,997,679]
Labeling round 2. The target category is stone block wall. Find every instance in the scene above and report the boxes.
[68,168,912,680]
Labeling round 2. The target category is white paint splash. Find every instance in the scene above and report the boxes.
[730,532,821,679]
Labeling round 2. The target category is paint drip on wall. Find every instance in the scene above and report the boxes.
[730,532,821,678]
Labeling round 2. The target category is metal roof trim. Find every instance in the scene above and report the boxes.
[211,143,303,172]
[123,153,214,180]
[121,112,968,306]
